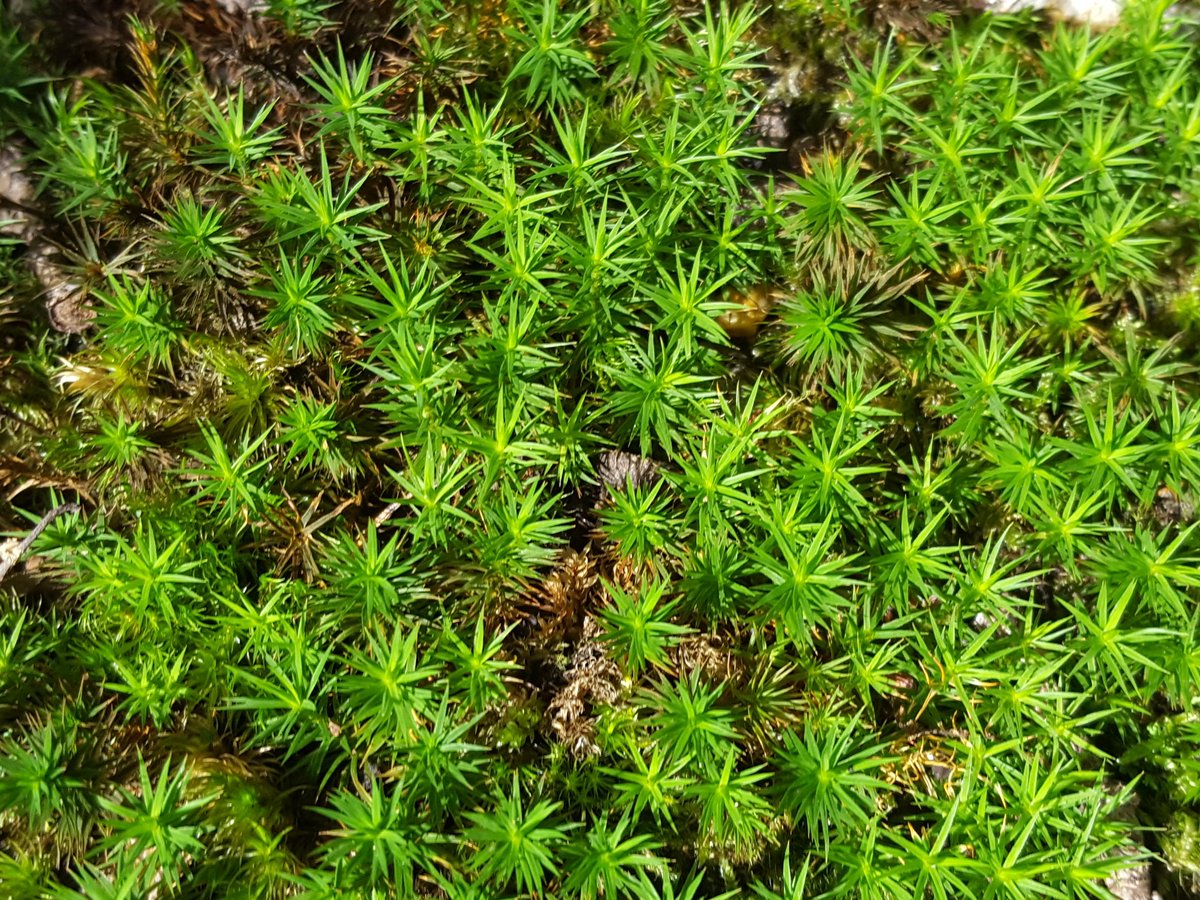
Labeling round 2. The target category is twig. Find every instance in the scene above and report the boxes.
[0,502,80,583]
[373,501,402,527]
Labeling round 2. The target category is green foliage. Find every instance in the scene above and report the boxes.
[95,757,211,893]
[506,0,597,110]
[305,46,396,160]
[563,813,665,899]
[465,775,570,895]
[774,716,891,851]
[3,0,1200,896]
[600,578,692,678]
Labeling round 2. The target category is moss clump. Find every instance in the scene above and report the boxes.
[1,0,1199,896]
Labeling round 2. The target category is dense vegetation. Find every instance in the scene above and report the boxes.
[3,0,1200,896]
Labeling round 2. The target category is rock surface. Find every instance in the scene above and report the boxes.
[0,144,37,242]
[986,0,1124,25]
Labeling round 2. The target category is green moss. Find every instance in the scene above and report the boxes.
[2,0,1200,895]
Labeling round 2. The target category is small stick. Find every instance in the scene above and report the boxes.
[0,502,80,583]
[373,501,402,528]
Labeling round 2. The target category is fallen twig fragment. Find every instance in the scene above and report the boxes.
[0,502,80,583]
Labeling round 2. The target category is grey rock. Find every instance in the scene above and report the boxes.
[596,450,660,494]
[28,243,91,334]
[213,0,267,13]
[0,144,37,242]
